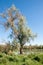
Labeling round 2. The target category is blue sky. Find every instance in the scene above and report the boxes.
[0,0,43,45]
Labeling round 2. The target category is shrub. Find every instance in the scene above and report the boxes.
[22,63,26,65]
[22,57,27,62]
[14,56,19,62]
[0,58,7,64]
[2,58,7,64]
[23,58,25,62]
[27,54,35,59]
[33,56,40,62]
[8,56,14,61]
[0,58,2,63]
[0,54,3,58]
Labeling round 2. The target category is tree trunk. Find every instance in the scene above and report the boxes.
[20,45,23,54]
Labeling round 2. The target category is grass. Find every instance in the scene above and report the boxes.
[0,53,43,65]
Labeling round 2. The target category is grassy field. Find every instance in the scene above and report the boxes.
[0,53,43,65]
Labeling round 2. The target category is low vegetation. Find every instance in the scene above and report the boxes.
[0,53,43,65]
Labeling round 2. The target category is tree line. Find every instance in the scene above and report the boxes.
[0,43,43,54]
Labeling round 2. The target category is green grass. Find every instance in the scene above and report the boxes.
[0,53,43,65]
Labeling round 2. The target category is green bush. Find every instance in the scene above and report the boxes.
[0,53,43,65]
[0,54,3,58]
[7,56,14,62]
[2,58,7,64]
[0,58,7,64]
[33,56,40,62]
[22,58,25,62]
[14,56,19,62]
[0,58,2,63]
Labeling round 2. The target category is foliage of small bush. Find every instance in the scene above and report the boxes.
[2,58,7,64]
[0,53,43,65]
[0,58,7,64]
[8,57,14,61]
[33,56,40,62]
[0,54,3,58]
[7,56,14,62]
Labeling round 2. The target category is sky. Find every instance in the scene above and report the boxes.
[0,0,43,45]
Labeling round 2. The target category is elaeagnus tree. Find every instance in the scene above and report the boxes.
[0,5,36,54]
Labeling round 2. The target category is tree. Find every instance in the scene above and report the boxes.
[0,5,36,54]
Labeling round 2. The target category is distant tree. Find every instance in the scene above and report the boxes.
[0,5,36,54]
